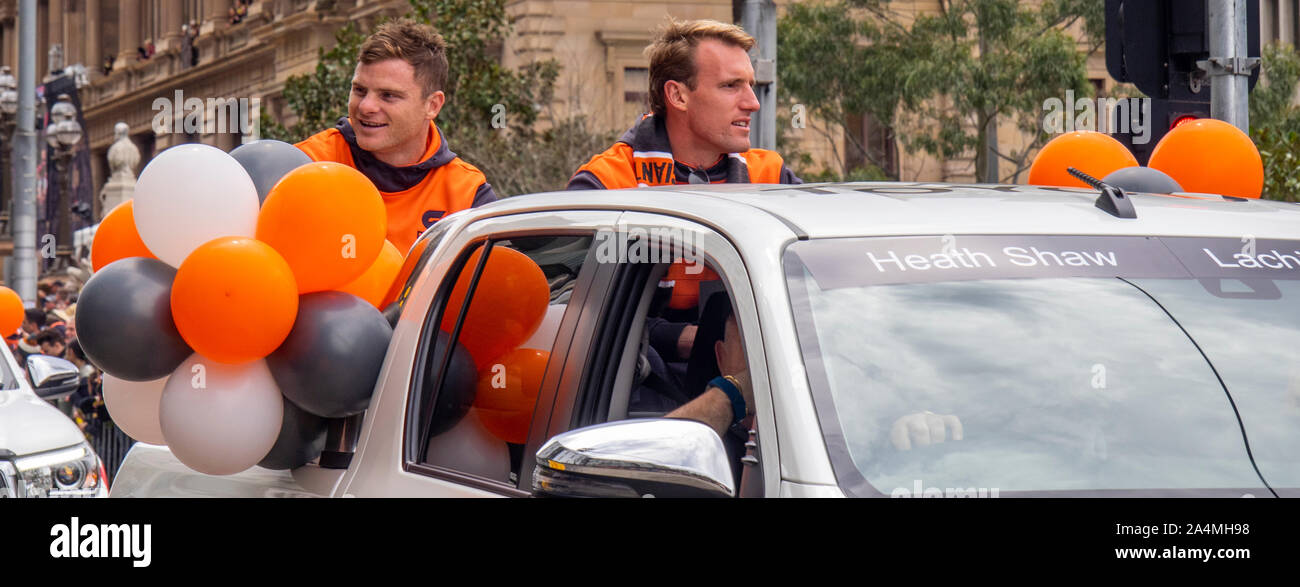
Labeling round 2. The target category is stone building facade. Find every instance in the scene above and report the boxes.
[1,0,1298,215]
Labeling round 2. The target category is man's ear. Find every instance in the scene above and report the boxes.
[426,90,446,120]
[664,80,690,112]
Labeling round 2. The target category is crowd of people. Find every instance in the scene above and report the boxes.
[229,0,251,25]
[6,277,108,441]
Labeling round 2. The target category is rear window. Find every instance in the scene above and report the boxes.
[786,235,1300,497]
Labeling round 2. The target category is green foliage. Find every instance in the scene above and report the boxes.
[261,23,364,142]
[407,0,559,137]
[262,0,602,195]
[1250,42,1300,202]
[779,0,1100,182]
[797,165,891,183]
[453,115,618,198]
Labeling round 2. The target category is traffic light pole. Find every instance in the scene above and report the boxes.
[742,0,777,151]
[1202,0,1259,133]
[13,0,36,303]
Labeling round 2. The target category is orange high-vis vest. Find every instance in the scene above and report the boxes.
[567,114,801,189]
[296,119,497,254]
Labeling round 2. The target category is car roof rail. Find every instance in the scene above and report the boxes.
[1068,167,1137,219]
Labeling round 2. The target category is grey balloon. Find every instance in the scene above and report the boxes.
[258,396,328,470]
[268,292,393,419]
[76,257,192,381]
[229,139,313,204]
[1102,166,1184,194]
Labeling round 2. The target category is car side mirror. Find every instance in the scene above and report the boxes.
[26,354,81,400]
[532,419,735,498]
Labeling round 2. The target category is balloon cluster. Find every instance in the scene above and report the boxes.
[80,140,399,475]
[1028,120,1264,200]
[436,245,555,445]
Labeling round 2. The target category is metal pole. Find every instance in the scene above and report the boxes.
[742,0,777,151]
[14,0,37,303]
[1206,0,1253,132]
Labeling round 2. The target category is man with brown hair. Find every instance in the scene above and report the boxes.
[297,18,497,253]
[568,18,800,189]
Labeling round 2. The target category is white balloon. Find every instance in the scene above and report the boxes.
[102,373,167,446]
[424,411,510,481]
[133,144,260,267]
[159,355,283,476]
[520,304,566,351]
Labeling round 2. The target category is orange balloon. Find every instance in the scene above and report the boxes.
[336,240,403,309]
[256,162,387,293]
[0,286,23,335]
[474,348,549,444]
[170,237,299,364]
[1148,118,1264,199]
[1028,131,1139,188]
[381,236,432,310]
[440,246,549,369]
[91,200,156,271]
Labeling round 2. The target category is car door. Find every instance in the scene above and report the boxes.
[541,211,783,497]
[336,209,621,497]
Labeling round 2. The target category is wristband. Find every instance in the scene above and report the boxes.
[709,375,746,426]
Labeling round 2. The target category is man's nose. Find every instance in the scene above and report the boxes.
[740,84,760,112]
[357,92,380,114]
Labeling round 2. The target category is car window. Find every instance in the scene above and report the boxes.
[576,247,764,495]
[785,235,1300,496]
[412,234,595,487]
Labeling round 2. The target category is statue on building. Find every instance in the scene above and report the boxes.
[99,122,139,217]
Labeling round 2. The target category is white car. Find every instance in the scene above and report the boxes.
[113,182,1300,498]
[0,342,108,498]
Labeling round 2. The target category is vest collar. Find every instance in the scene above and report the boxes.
[618,114,750,186]
[337,117,458,193]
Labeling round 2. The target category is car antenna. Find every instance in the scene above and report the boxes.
[1068,167,1137,219]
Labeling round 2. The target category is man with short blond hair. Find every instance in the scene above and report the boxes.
[568,18,800,189]
[297,18,497,254]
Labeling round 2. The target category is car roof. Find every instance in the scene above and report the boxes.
[482,182,1300,241]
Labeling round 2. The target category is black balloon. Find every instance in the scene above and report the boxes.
[423,331,478,438]
[76,258,192,381]
[1103,166,1184,194]
[259,396,328,470]
[268,292,393,418]
[229,139,313,204]
[382,301,401,328]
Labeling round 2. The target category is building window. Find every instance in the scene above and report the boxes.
[623,67,649,115]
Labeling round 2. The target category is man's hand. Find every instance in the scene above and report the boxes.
[726,368,754,416]
[890,411,963,451]
[676,324,698,360]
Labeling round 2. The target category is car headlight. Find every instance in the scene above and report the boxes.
[12,444,102,498]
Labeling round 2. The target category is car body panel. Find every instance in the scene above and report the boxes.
[111,443,329,498]
[111,183,1300,497]
[0,339,87,457]
[0,391,87,456]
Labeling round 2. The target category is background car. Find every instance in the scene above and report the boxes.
[0,341,107,498]
[114,182,1300,497]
